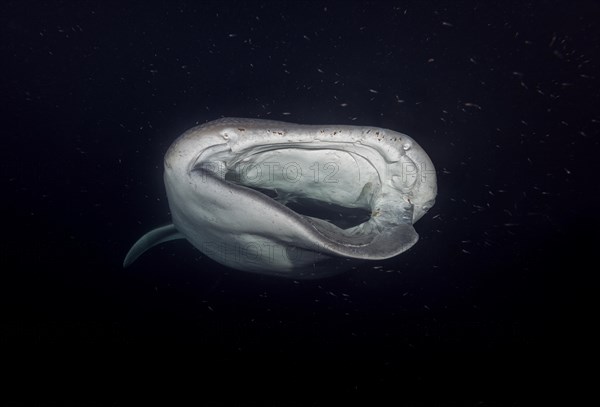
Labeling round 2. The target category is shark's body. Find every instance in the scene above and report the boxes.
[124,118,437,279]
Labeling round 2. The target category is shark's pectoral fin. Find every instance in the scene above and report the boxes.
[123,224,184,267]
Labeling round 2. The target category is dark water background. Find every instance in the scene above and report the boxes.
[1,0,598,400]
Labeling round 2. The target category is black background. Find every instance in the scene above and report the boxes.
[1,0,598,401]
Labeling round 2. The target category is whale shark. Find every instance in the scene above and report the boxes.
[124,118,437,279]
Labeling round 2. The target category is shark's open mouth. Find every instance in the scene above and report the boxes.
[227,183,373,230]
[279,198,371,229]
[220,145,378,230]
